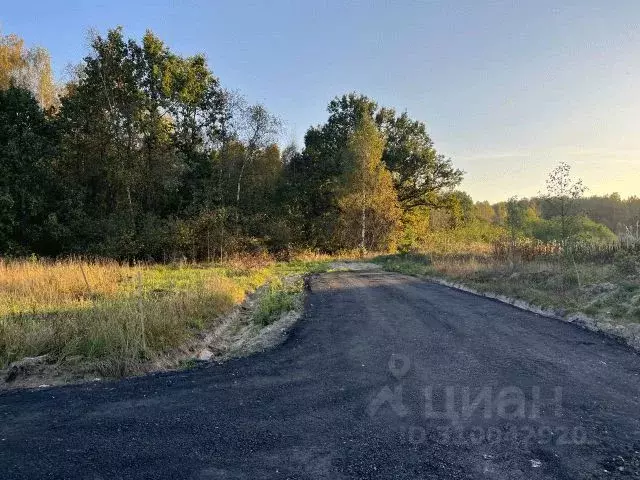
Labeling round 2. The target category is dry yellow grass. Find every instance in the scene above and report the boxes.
[0,258,125,316]
[0,256,330,378]
[0,258,280,376]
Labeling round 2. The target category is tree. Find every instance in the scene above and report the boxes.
[445,191,474,229]
[289,93,463,249]
[529,216,616,244]
[301,93,464,212]
[229,101,281,222]
[474,201,496,224]
[2,29,478,259]
[0,87,57,254]
[336,116,401,252]
[541,162,587,242]
[0,33,58,109]
[0,34,25,88]
[506,196,527,242]
[299,94,378,225]
[53,27,228,258]
[14,47,58,110]
[378,110,463,211]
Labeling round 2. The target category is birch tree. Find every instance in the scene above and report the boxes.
[0,33,58,109]
[337,116,401,252]
[542,162,587,242]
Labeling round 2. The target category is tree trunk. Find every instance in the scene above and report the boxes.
[360,188,366,253]
[236,155,248,226]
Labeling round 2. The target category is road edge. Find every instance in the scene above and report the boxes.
[423,275,640,352]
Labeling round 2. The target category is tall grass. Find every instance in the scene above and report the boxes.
[492,238,640,263]
[0,257,319,376]
[0,258,124,316]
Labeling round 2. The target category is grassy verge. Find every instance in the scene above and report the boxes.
[0,257,328,377]
[374,252,640,326]
[373,253,434,276]
[252,277,305,326]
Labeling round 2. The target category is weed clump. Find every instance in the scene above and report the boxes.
[253,278,303,326]
[613,251,640,277]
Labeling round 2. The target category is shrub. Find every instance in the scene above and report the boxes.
[613,251,640,276]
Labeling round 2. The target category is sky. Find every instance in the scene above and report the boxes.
[2,0,639,202]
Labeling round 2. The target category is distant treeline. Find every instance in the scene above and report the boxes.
[475,195,640,239]
[0,28,463,260]
[1,29,636,260]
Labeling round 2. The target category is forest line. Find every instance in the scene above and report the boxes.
[1,28,638,261]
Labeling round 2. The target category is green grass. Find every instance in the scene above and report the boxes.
[252,277,305,326]
[373,253,434,276]
[0,258,329,377]
[178,358,199,370]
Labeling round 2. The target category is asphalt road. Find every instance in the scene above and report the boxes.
[1,270,639,479]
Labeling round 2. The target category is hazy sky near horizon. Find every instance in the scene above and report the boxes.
[3,1,639,202]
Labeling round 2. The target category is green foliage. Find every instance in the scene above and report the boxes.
[613,251,640,276]
[179,358,198,370]
[335,115,401,251]
[445,191,475,228]
[528,216,617,244]
[253,278,303,326]
[576,194,640,234]
[488,194,640,239]
[397,207,430,253]
[0,28,289,260]
[379,109,463,210]
[506,196,527,241]
[540,162,587,242]
[4,28,630,262]
[0,87,58,255]
[0,28,468,258]
[474,201,496,223]
[373,253,433,276]
[282,93,463,252]
[420,221,506,255]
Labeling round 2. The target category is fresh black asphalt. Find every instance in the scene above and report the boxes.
[1,270,639,479]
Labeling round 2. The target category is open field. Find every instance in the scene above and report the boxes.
[0,256,329,379]
[4,245,639,383]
